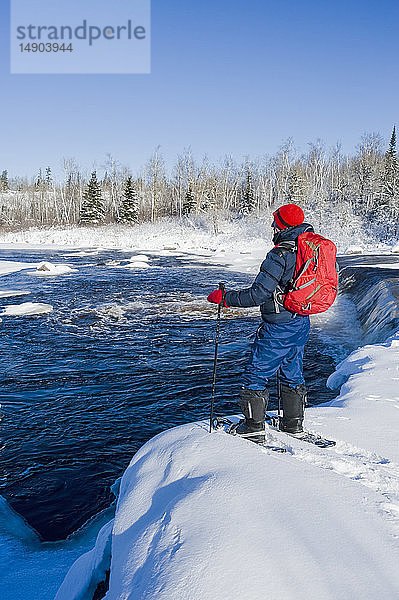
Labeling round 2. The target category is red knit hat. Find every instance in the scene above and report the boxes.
[273,204,305,230]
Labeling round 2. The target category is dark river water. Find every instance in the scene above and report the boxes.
[0,247,397,541]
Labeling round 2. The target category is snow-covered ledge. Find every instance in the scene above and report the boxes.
[56,358,399,600]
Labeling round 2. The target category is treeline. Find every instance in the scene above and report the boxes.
[0,128,398,239]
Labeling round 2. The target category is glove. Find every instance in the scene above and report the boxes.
[207,289,229,307]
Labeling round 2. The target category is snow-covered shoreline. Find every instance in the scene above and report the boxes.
[0,215,397,258]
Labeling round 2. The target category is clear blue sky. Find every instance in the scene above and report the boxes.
[1,0,398,179]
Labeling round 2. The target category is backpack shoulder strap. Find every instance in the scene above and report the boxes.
[273,240,297,259]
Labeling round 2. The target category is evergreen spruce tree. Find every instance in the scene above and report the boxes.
[182,184,196,216]
[387,126,397,158]
[45,166,52,187]
[381,126,398,199]
[240,168,256,214]
[80,171,105,224]
[0,170,9,191]
[119,176,139,224]
[35,169,44,187]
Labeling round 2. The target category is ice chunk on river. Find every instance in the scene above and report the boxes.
[1,302,53,316]
[0,290,31,298]
[0,260,36,276]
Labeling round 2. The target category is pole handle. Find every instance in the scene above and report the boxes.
[218,282,225,308]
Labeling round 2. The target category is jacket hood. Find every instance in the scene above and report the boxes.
[274,222,313,245]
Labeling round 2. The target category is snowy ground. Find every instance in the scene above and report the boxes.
[0,219,399,599]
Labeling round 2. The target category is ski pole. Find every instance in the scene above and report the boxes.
[209,282,225,433]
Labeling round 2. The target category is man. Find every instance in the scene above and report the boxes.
[207,203,312,438]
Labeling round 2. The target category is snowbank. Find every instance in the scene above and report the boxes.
[323,331,399,460]
[58,418,399,600]
[0,214,395,258]
[1,302,53,316]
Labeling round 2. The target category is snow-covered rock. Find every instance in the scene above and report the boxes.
[1,302,53,316]
[32,262,77,276]
[392,242,399,254]
[129,254,150,262]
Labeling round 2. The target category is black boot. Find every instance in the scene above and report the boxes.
[280,384,306,435]
[235,388,268,437]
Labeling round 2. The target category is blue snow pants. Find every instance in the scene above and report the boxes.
[242,317,310,390]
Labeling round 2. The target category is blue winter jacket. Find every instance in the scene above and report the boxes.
[225,223,314,324]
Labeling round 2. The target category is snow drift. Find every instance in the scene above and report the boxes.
[56,417,399,600]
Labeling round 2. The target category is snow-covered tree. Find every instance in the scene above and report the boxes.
[119,176,139,224]
[80,171,105,224]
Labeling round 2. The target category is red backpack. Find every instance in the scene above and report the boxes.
[280,232,338,315]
